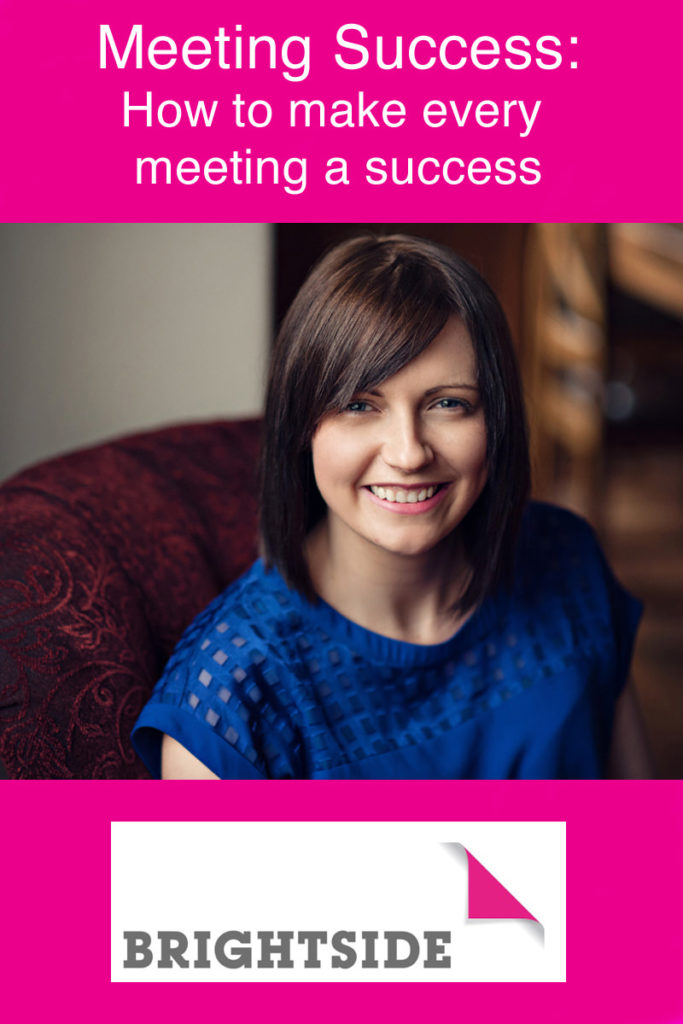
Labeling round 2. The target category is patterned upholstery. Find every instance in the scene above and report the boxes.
[0,419,261,778]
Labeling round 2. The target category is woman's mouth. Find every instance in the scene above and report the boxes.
[368,484,441,503]
[364,483,450,514]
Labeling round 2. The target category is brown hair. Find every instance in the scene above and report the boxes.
[260,234,530,612]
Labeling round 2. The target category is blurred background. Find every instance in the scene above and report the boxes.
[0,224,271,483]
[1,222,681,776]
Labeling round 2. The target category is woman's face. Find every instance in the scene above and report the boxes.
[311,316,488,563]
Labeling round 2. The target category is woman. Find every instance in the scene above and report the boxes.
[132,234,650,779]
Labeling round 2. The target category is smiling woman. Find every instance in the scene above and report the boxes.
[131,234,649,780]
[307,318,489,641]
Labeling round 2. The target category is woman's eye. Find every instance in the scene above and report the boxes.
[433,397,468,410]
[345,400,372,413]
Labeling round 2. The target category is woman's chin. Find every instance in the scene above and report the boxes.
[365,529,455,560]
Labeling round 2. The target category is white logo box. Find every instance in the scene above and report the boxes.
[111,820,565,982]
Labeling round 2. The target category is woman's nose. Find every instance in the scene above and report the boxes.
[381,415,433,473]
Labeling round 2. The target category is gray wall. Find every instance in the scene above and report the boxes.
[0,224,270,482]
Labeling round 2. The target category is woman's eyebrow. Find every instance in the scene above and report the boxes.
[364,382,479,397]
[424,383,479,395]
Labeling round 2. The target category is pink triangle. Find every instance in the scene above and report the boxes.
[464,848,537,922]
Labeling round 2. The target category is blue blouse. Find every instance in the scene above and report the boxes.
[132,503,641,779]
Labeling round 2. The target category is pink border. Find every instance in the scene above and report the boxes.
[3,1,683,1020]
[2,1,683,221]
[3,781,683,1021]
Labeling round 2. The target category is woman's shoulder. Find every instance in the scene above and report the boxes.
[520,500,596,544]
[515,501,605,584]
[133,558,306,778]
[511,499,639,630]
[510,501,641,679]
[165,558,300,680]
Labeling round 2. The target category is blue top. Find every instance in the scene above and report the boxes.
[132,503,641,779]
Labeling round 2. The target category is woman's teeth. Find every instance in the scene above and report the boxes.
[369,485,437,503]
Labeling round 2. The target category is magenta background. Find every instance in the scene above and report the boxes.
[3,1,683,1021]
[1,0,682,220]
[1,782,682,1021]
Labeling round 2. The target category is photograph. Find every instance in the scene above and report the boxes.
[1,222,680,780]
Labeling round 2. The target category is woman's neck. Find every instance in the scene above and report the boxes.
[305,518,474,645]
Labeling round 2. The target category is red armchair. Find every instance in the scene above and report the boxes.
[0,419,261,778]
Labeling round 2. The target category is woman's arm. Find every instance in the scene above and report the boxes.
[607,680,655,779]
[161,733,220,780]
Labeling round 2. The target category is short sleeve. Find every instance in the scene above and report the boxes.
[569,510,642,704]
[519,503,643,707]
[132,701,265,779]
[131,589,303,779]
[595,542,643,700]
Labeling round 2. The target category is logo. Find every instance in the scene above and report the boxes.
[111,821,565,982]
